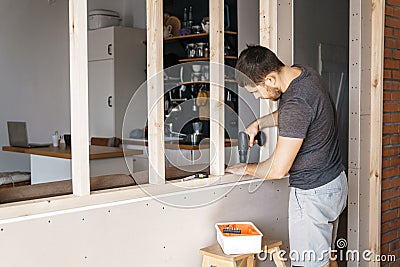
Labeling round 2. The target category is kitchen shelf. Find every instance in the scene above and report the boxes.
[178,56,237,63]
[164,31,237,41]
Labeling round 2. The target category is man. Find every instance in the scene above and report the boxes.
[226,45,348,267]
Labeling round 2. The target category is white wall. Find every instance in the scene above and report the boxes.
[0,0,70,171]
[0,0,144,172]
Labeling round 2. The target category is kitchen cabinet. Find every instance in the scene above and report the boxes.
[88,26,146,138]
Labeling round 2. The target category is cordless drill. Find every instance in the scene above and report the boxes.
[238,131,267,163]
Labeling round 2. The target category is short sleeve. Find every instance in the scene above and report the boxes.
[278,98,313,138]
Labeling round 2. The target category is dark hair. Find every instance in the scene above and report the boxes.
[235,45,285,87]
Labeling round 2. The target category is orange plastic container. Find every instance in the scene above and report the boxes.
[215,222,263,255]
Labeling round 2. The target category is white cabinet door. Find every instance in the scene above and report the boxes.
[89,60,115,137]
[88,27,114,61]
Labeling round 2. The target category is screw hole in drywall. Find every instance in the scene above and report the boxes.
[1,228,3,232]
[82,218,85,221]
[48,220,51,223]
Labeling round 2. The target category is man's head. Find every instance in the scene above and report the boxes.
[236,45,285,101]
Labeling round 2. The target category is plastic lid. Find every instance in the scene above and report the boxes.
[88,9,120,17]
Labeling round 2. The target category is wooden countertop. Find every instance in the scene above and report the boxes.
[2,145,143,160]
[123,138,238,150]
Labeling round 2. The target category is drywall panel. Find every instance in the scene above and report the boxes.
[277,0,293,66]
[0,180,290,267]
[293,0,349,69]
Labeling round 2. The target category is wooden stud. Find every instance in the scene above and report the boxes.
[259,0,279,161]
[369,0,384,264]
[209,0,225,176]
[69,0,90,196]
[146,0,165,184]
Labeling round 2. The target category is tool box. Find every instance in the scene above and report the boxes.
[215,222,263,255]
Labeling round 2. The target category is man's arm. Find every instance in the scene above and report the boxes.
[257,110,278,129]
[246,136,302,179]
[226,135,303,179]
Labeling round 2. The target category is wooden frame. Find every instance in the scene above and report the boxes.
[209,0,225,176]
[369,0,384,264]
[348,0,384,265]
[146,0,165,184]
[259,0,278,161]
[69,0,90,196]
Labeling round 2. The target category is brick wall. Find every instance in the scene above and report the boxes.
[382,1,400,265]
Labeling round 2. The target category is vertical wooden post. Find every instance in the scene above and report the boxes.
[259,0,278,161]
[69,0,90,196]
[209,0,225,176]
[369,0,384,264]
[349,0,383,264]
[146,0,165,184]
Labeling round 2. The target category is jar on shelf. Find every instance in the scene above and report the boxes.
[196,42,207,58]
[186,43,197,58]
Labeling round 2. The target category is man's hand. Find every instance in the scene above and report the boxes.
[246,120,260,148]
[225,163,247,176]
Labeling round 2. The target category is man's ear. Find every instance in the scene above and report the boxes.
[263,74,276,87]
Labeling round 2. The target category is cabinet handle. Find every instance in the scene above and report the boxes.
[108,96,113,107]
[107,44,113,55]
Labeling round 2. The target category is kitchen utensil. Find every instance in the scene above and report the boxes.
[201,17,210,33]
[64,134,71,147]
[202,65,209,80]
[164,128,203,145]
[165,122,174,137]
[52,131,59,147]
[186,133,203,145]
[191,64,202,81]
[192,64,201,72]
[192,25,202,34]
[196,89,208,106]
[192,122,203,134]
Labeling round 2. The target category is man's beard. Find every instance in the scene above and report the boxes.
[268,86,282,101]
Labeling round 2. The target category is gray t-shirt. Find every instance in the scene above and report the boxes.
[278,66,344,189]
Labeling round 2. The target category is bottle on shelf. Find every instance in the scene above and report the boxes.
[188,6,193,29]
[183,7,187,29]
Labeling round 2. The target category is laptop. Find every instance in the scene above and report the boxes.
[7,121,51,148]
